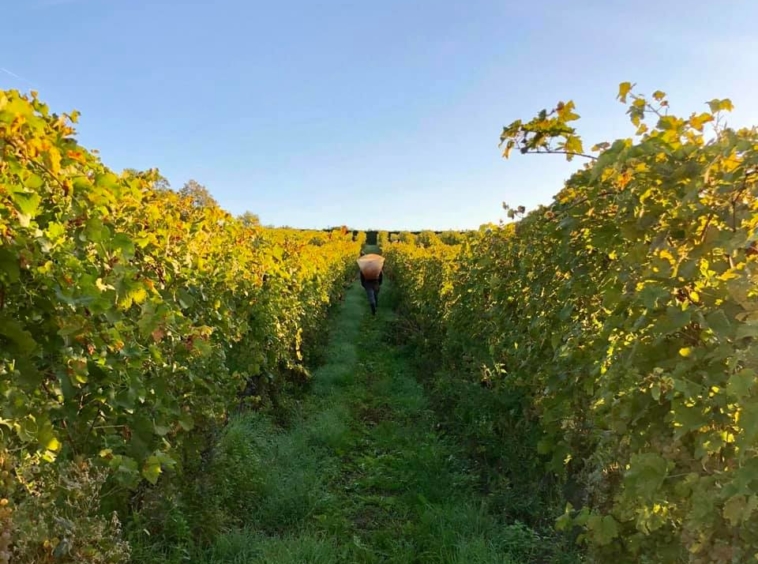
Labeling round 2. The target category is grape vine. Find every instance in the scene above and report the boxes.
[0,89,362,560]
[385,84,758,563]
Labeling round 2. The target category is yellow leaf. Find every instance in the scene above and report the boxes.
[659,249,675,263]
[46,146,62,175]
[708,99,735,114]
[689,112,714,132]
[679,347,693,357]
[618,82,633,104]
[44,436,61,452]
[130,286,148,305]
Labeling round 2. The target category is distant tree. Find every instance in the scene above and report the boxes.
[123,168,171,192]
[239,211,261,227]
[179,179,218,208]
[153,175,171,192]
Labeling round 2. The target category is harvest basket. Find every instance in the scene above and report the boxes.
[357,254,385,279]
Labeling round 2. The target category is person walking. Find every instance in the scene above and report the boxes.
[357,252,385,316]
[360,269,383,316]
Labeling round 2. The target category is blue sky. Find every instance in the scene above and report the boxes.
[2,0,757,230]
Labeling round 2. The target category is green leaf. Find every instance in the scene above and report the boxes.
[153,422,171,436]
[625,453,668,498]
[36,421,61,454]
[587,514,619,546]
[142,456,163,485]
[537,437,553,454]
[11,191,41,218]
[0,315,38,354]
[153,451,177,468]
[178,413,195,431]
[556,510,573,531]
[84,217,110,243]
[727,369,755,399]
[0,248,20,283]
[739,403,758,444]
[658,307,691,334]
[723,495,751,526]
[25,173,44,189]
[16,417,38,443]
[110,455,139,476]
[46,221,66,242]
[112,233,136,259]
[638,284,669,310]
[16,357,43,388]
[672,401,709,438]
[178,289,195,308]
[706,310,731,334]
[736,323,758,340]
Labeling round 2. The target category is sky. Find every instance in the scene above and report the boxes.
[2,0,757,230]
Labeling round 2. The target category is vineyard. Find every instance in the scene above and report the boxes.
[384,86,758,563]
[1,82,757,564]
[0,90,362,562]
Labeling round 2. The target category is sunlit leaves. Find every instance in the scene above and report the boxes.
[389,83,758,562]
[617,81,633,103]
[500,101,587,161]
[561,135,584,161]
[0,87,363,528]
[10,191,41,220]
[708,98,734,114]
[689,112,714,132]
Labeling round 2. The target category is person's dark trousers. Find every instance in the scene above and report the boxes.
[361,272,383,315]
[365,287,378,315]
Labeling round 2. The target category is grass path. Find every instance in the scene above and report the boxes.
[195,279,559,564]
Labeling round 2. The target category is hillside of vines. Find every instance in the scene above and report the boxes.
[3,81,758,564]
[384,85,758,563]
[0,90,362,562]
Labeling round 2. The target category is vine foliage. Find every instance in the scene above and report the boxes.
[0,89,362,560]
[386,84,758,563]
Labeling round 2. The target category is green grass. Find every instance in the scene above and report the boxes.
[133,276,582,563]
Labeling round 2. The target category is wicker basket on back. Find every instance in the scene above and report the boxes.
[357,254,385,279]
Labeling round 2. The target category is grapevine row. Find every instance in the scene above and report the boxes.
[384,85,758,563]
[0,89,362,560]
